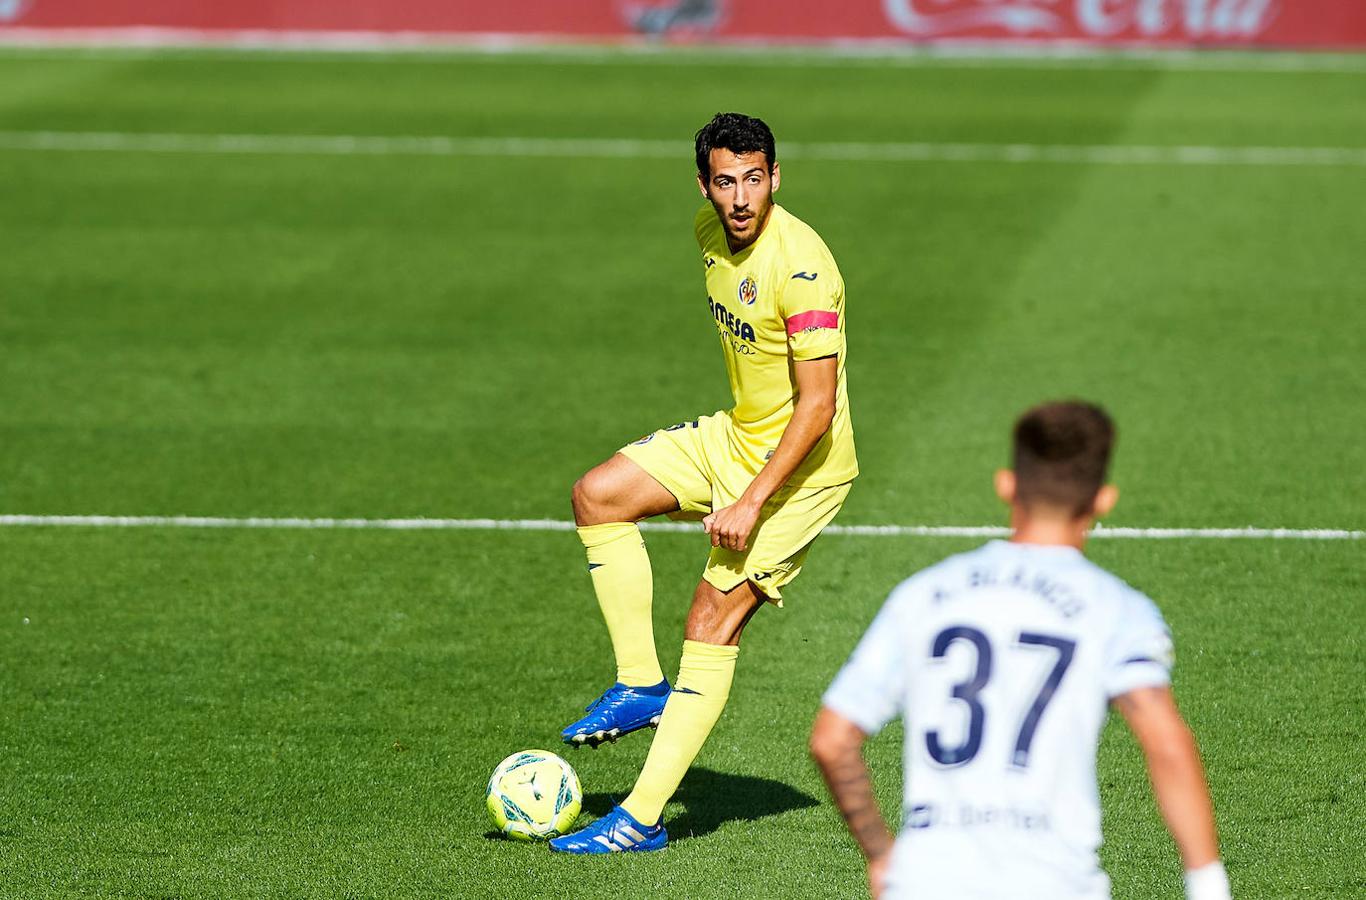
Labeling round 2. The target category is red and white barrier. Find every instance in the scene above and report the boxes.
[2,1,1364,50]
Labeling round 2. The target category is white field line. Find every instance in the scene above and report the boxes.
[0,31,1365,74]
[0,515,1360,540]
[0,130,1363,168]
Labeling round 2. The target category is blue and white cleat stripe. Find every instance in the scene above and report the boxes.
[548,805,667,854]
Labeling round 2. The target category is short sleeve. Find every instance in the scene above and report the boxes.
[822,588,912,735]
[780,271,843,361]
[1103,591,1175,699]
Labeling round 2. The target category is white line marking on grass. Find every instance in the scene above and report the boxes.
[0,131,684,158]
[1,130,1363,168]
[0,515,1360,540]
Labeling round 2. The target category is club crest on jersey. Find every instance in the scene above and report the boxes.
[737,276,758,306]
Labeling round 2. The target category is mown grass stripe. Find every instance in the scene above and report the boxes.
[0,514,1359,540]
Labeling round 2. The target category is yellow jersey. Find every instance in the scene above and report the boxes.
[695,203,858,488]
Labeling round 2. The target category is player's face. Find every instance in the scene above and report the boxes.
[698,149,781,251]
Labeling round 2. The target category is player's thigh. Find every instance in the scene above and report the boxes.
[615,417,718,520]
[703,482,852,605]
[572,452,680,525]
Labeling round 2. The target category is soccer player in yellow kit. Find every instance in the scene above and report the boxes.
[550,113,857,854]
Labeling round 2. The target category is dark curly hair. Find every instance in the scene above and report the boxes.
[695,112,776,178]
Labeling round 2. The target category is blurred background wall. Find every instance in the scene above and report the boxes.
[2,1,1364,49]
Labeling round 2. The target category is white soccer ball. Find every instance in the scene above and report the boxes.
[485,749,582,841]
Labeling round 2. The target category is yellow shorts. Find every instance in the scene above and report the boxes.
[618,411,852,604]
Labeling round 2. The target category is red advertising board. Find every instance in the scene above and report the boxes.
[2,1,1365,49]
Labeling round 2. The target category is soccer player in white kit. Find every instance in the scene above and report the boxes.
[811,402,1231,900]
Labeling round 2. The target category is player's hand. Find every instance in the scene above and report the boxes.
[702,500,762,552]
[867,852,890,898]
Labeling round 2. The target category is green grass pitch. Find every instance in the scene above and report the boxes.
[1,47,1363,898]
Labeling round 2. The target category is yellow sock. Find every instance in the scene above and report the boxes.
[620,640,738,825]
[579,523,664,687]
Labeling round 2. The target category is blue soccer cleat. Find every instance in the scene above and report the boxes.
[560,680,670,748]
[548,805,667,854]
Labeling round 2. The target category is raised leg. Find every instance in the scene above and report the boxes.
[561,454,681,746]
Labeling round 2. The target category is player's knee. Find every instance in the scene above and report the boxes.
[570,475,594,525]
[572,467,613,525]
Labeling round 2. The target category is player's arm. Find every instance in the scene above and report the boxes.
[703,354,836,551]
[1114,685,1231,900]
[810,706,894,898]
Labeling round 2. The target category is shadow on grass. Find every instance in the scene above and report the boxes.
[582,766,819,840]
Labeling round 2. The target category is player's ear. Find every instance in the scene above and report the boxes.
[1092,484,1119,519]
[696,172,710,198]
[770,161,781,193]
[994,469,1016,505]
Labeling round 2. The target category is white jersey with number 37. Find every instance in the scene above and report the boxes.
[823,540,1174,899]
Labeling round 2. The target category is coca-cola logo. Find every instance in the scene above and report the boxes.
[0,0,34,24]
[882,0,1279,39]
[885,0,1063,34]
